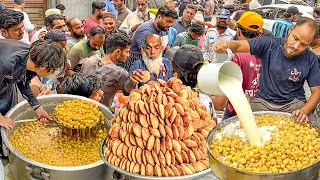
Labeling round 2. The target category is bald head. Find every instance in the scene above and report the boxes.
[145,34,161,46]
[66,17,85,39]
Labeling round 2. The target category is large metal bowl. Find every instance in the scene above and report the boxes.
[100,137,212,180]
[1,94,115,180]
[206,111,320,180]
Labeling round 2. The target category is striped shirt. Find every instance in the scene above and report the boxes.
[271,19,293,38]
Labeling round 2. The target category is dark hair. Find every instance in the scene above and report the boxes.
[29,40,67,72]
[66,17,80,28]
[90,26,105,36]
[0,9,24,30]
[237,24,260,39]
[294,16,319,40]
[61,73,101,98]
[189,22,205,35]
[224,5,235,14]
[45,14,64,28]
[105,33,132,54]
[14,0,24,5]
[92,1,106,14]
[185,4,198,12]
[156,6,178,19]
[56,4,65,10]
[44,30,67,42]
[103,12,116,20]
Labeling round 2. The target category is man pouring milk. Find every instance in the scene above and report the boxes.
[213,17,320,124]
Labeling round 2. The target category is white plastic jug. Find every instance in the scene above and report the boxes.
[198,61,243,95]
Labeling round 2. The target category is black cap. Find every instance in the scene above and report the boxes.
[172,45,204,73]
[286,6,302,15]
[314,7,320,16]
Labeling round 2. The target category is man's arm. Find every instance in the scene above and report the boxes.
[173,34,184,47]
[17,80,39,107]
[301,86,320,115]
[214,40,250,54]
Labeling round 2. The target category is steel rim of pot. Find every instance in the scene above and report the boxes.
[206,111,320,177]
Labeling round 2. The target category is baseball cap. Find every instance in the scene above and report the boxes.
[314,7,320,16]
[45,8,61,17]
[286,6,302,15]
[217,9,230,19]
[172,45,204,73]
[237,12,264,32]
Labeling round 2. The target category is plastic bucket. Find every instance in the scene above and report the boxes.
[197,61,243,95]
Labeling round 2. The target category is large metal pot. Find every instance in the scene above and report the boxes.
[206,111,320,180]
[1,94,115,180]
[100,137,212,180]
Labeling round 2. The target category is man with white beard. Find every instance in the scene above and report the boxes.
[119,0,155,36]
[123,34,173,95]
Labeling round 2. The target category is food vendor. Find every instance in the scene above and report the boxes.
[214,17,320,124]
[0,39,67,129]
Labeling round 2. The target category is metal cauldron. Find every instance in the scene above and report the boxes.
[99,137,212,180]
[206,111,320,180]
[1,94,115,180]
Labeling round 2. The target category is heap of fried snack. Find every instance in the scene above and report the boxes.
[103,78,216,176]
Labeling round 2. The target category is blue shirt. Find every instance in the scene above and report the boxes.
[271,19,293,38]
[130,20,168,55]
[248,37,320,104]
[168,27,177,47]
[105,0,117,15]
[123,58,173,95]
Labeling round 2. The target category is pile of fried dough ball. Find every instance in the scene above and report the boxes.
[103,78,217,176]
[54,99,105,129]
[210,114,320,173]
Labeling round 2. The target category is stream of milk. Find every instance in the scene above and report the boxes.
[219,73,261,146]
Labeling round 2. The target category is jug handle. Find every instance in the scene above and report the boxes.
[226,48,233,61]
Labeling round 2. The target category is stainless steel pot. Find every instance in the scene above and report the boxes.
[100,138,212,180]
[206,111,320,180]
[1,94,115,180]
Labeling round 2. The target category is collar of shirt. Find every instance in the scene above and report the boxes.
[118,7,126,14]
[214,27,235,36]
[178,17,192,28]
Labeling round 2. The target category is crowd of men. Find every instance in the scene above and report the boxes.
[0,0,319,134]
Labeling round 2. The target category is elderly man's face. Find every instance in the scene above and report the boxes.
[284,24,314,58]
[144,38,162,59]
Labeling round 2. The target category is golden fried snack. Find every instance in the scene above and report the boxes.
[142,70,151,82]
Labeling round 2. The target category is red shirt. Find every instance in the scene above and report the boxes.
[84,17,104,35]
[227,53,262,116]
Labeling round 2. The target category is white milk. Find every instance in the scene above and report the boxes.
[219,73,261,146]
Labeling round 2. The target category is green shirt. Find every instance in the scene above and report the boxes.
[173,32,199,47]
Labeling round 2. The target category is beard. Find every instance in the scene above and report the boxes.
[142,51,163,75]
[73,31,85,39]
[97,12,103,19]
[137,9,148,19]
[216,21,228,31]
[282,38,299,58]
[87,40,98,51]
[157,20,168,31]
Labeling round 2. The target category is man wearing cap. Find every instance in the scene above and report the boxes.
[172,4,197,34]
[172,44,216,120]
[214,17,320,124]
[203,9,236,63]
[313,7,320,22]
[272,6,301,38]
[123,34,173,95]
[214,12,264,119]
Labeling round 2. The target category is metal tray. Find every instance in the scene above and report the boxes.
[100,138,212,180]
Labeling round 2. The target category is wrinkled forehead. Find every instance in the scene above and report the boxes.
[291,24,316,44]
[145,36,162,46]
